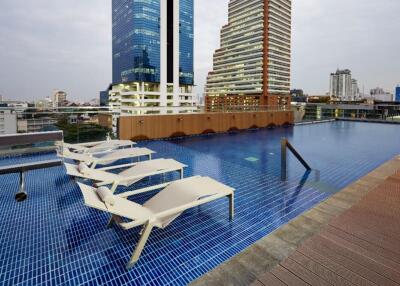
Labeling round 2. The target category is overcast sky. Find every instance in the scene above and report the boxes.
[0,0,399,102]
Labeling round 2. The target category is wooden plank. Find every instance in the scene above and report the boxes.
[281,258,332,286]
[257,272,287,286]
[324,224,400,260]
[271,265,309,286]
[252,164,400,286]
[289,251,354,286]
[305,235,400,283]
[300,240,400,286]
[319,231,400,274]
[349,204,400,223]
[249,280,266,286]
[347,204,400,226]
[118,111,294,140]
[297,246,376,286]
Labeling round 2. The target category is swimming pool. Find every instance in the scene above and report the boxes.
[0,121,399,285]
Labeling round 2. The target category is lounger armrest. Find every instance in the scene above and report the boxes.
[116,175,204,198]
[118,182,174,198]
[154,191,233,221]
[98,162,140,171]
[91,155,125,164]
[86,149,121,156]
[96,168,184,187]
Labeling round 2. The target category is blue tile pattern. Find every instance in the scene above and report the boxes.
[0,121,399,285]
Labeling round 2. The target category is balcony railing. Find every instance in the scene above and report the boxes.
[0,131,64,157]
[292,103,400,124]
[0,107,115,144]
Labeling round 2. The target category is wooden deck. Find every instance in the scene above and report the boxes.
[191,156,400,286]
[253,171,400,286]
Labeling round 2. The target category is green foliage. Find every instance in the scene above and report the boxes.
[56,117,111,144]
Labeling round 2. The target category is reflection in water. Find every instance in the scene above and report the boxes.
[283,170,312,214]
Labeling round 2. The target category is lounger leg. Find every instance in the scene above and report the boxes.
[149,154,152,160]
[180,168,184,179]
[126,222,154,269]
[228,193,234,220]
[107,215,122,228]
[15,172,28,202]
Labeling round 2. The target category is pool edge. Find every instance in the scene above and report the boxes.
[190,154,400,286]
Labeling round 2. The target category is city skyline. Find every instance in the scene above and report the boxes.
[0,0,399,101]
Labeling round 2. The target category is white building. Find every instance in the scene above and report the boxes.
[369,87,393,102]
[53,90,67,108]
[36,97,53,109]
[0,110,17,135]
[17,118,58,133]
[329,69,359,101]
[2,101,29,113]
[351,79,360,100]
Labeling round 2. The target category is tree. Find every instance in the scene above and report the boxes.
[56,117,111,143]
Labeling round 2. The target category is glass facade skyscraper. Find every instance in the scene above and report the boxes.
[179,0,194,85]
[112,0,161,84]
[110,0,196,115]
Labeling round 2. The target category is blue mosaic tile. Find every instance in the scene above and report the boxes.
[0,121,399,285]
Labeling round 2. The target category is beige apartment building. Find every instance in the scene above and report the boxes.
[206,0,292,111]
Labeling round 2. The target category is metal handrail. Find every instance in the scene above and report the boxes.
[281,138,311,181]
[0,131,63,147]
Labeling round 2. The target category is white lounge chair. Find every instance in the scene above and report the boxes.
[66,158,187,192]
[59,147,155,168]
[78,176,234,268]
[62,139,135,154]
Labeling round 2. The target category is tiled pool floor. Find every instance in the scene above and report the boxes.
[0,121,399,285]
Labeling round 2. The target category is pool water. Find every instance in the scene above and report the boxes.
[0,121,399,285]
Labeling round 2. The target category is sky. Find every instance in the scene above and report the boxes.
[0,0,399,102]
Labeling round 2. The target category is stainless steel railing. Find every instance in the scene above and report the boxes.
[281,138,311,181]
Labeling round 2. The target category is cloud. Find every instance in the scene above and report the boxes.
[292,0,400,94]
[0,0,399,101]
[0,0,111,101]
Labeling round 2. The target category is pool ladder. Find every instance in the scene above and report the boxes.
[281,138,312,181]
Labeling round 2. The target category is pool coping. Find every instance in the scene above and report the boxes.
[190,154,400,286]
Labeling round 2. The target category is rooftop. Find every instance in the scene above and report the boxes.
[0,121,399,285]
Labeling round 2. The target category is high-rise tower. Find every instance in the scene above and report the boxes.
[110,0,196,115]
[205,0,292,111]
[329,69,359,101]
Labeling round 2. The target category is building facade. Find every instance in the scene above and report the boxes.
[110,0,196,115]
[0,110,17,135]
[100,90,109,107]
[370,87,393,102]
[17,118,58,133]
[329,69,359,101]
[351,79,360,100]
[396,86,400,102]
[36,97,53,110]
[53,90,67,108]
[205,0,292,111]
